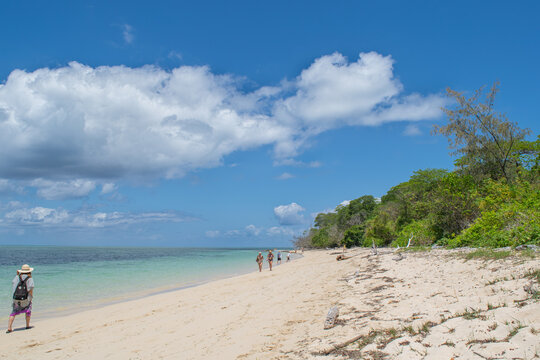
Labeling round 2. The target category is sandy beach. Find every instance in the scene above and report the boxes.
[2,248,539,359]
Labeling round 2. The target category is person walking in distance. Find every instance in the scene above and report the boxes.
[267,250,274,271]
[256,252,264,272]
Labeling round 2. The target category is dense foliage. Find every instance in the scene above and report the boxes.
[294,83,539,249]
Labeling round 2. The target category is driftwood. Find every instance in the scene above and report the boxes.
[324,306,339,329]
[320,333,365,355]
[336,253,362,261]
[407,233,413,248]
[371,239,378,255]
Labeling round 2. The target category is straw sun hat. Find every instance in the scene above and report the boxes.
[17,264,34,274]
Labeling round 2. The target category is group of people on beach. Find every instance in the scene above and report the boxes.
[256,250,291,272]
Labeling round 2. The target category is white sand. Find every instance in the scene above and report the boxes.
[2,249,539,359]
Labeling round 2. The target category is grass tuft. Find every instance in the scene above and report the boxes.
[457,308,486,320]
[464,249,511,261]
[401,246,432,253]
[523,269,540,283]
[355,330,380,350]
[507,323,524,339]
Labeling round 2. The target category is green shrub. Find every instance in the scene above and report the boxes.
[453,180,540,247]
[311,228,331,248]
[342,225,365,248]
[364,216,396,247]
[391,219,436,247]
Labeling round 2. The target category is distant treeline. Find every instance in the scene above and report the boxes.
[294,83,539,249]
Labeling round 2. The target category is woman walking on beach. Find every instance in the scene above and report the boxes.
[267,250,274,271]
[256,252,264,272]
[7,264,34,333]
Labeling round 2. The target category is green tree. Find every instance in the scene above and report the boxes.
[382,169,448,229]
[311,228,332,248]
[342,225,365,248]
[512,136,540,183]
[429,173,480,238]
[314,212,338,228]
[364,212,396,246]
[434,82,531,183]
[338,196,377,229]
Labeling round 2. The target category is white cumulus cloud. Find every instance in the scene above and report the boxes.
[273,52,445,134]
[274,202,306,225]
[0,52,444,186]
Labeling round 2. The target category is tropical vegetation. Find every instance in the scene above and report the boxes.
[294,82,539,249]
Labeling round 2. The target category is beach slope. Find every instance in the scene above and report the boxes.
[2,249,539,359]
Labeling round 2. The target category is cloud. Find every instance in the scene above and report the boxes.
[122,24,134,44]
[274,202,305,225]
[1,206,196,228]
[205,230,220,238]
[101,182,117,194]
[0,179,24,194]
[266,226,298,237]
[0,62,289,181]
[31,179,96,200]
[208,224,300,238]
[168,51,183,60]
[277,172,295,180]
[4,207,69,225]
[310,199,351,218]
[403,124,422,136]
[273,52,446,135]
[245,224,262,236]
[0,52,444,185]
[0,201,25,211]
[273,158,322,168]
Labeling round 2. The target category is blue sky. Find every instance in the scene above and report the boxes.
[0,0,538,247]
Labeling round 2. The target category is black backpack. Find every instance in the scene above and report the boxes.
[13,275,29,300]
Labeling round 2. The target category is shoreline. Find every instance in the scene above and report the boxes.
[2,250,301,323]
[1,248,538,359]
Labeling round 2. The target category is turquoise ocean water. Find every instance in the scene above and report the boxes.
[1,246,282,321]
